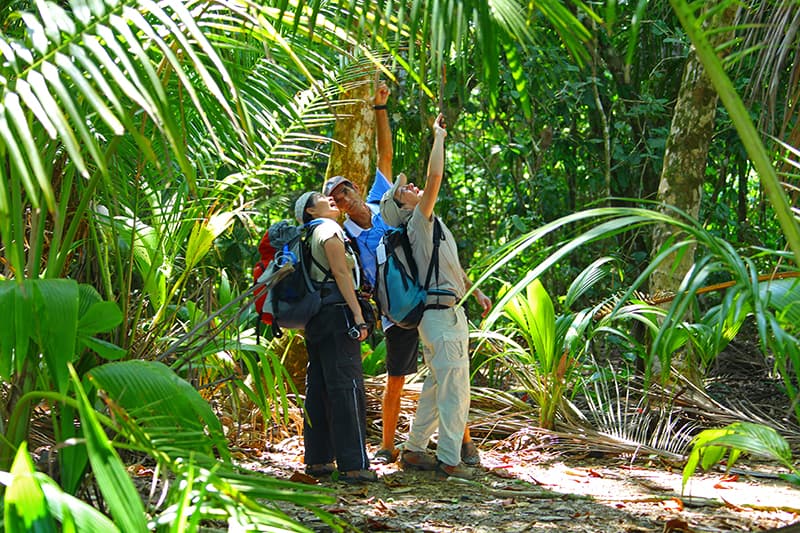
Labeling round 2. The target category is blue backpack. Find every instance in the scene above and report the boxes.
[374,218,451,329]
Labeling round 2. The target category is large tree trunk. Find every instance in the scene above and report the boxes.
[651,4,737,292]
[650,3,737,381]
[324,80,376,193]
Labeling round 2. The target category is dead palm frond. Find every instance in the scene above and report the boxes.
[648,371,800,448]
[581,366,699,460]
[737,0,800,138]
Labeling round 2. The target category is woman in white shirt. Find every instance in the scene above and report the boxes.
[294,191,377,483]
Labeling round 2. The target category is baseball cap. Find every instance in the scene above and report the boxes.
[379,174,413,227]
[322,175,353,196]
[294,191,317,223]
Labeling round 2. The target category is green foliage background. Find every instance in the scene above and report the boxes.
[1,0,799,529]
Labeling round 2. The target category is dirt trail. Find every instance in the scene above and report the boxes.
[239,437,800,532]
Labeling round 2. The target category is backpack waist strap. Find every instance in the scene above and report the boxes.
[424,289,457,308]
[318,281,345,304]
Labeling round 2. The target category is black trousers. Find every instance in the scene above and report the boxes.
[303,303,370,472]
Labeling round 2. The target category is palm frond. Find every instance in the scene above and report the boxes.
[583,367,698,460]
[87,360,230,461]
[70,364,149,533]
[682,421,798,494]
[738,0,800,137]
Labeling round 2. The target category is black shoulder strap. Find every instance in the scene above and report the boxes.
[423,217,443,290]
[398,225,419,279]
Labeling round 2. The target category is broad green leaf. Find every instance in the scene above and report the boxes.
[0,468,120,533]
[185,212,235,270]
[682,422,796,494]
[78,301,123,336]
[0,281,15,378]
[70,365,149,533]
[780,473,800,487]
[78,336,127,360]
[13,283,33,376]
[33,279,79,393]
[4,442,58,533]
[526,280,556,369]
[77,283,103,317]
[760,277,800,327]
[219,269,232,307]
[88,361,230,461]
[37,472,120,533]
[56,403,90,496]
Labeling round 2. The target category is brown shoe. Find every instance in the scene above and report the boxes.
[437,461,475,480]
[461,440,481,466]
[400,450,438,471]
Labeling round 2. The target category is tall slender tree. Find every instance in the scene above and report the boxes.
[651,2,738,295]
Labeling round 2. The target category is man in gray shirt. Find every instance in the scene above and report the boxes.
[380,114,491,479]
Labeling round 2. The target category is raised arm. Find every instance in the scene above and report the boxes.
[418,114,446,220]
[375,82,393,181]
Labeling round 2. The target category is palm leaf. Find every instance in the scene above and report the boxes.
[2,442,58,533]
[670,0,800,265]
[0,0,257,277]
[682,421,797,493]
[87,360,230,462]
[0,461,121,533]
[760,277,800,327]
[70,364,149,533]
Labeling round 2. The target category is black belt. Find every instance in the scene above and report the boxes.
[425,289,457,311]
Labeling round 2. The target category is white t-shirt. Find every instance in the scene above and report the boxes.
[307,218,359,288]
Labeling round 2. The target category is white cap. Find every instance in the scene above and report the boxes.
[379,174,412,227]
[294,191,317,223]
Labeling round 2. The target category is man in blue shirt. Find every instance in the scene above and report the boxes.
[323,83,481,466]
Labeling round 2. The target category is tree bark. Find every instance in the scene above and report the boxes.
[650,3,737,382]
[651,4,737,293]
[324,81,376,194]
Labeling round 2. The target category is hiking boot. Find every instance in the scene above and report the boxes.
[340,469,378,484]
[400,450,438,471]
[373,448,400,465]
[461,440,481,466]
[437,461,475,480]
